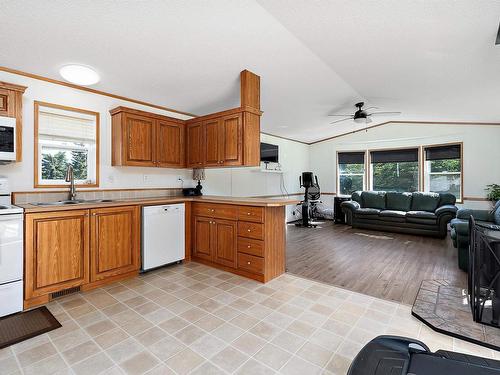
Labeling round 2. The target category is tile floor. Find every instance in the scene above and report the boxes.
[1,262,498,375]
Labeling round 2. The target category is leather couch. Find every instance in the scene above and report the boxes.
[450,201,500,271]
[341,191,457,238]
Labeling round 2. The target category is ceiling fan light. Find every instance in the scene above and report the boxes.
[354,117,367,124]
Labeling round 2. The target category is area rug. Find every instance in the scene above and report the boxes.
[0,306,61,349]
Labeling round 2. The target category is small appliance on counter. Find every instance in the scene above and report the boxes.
[141,203,185,271]
[0,177,24,317]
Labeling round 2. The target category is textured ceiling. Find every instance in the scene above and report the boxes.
[1,0,499,142]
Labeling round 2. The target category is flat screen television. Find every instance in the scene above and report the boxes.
[260,142,279,163]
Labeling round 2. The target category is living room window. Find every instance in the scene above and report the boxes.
[337,151,366,195]
[34,101,99,187]
[369,148,419,192]
[424,143,462,202]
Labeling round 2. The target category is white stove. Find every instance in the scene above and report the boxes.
[0,177,23,317]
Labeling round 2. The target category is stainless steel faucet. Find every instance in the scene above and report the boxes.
[65,165,76,201]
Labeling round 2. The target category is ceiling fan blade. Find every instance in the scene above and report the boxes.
[363,106,379,111]
[330,117,353,124]
[368,111,402,116]
[328,114,353,117]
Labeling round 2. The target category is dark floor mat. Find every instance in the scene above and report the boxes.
[0,306,61,349]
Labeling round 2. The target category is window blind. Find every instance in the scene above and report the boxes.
[338,152,365,164]
[370,148,418,163]
[425,144,461,161]
[39,109,96,142]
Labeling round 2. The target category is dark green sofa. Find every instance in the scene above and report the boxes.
[450,201,500,271]
[341,191,457,238]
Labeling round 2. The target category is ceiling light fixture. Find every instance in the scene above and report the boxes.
[59,64,100,85]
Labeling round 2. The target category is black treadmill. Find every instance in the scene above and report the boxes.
[348,336,500,375]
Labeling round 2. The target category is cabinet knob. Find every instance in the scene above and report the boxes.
[247,229,251,232]
[247,245,251,248]
[247,212,251,215]
[212,221,216,225]
[247,261,251,265]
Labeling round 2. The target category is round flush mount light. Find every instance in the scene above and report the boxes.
[59,64,100,85]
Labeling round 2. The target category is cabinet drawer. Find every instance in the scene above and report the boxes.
[193,203,238,220]
[237,221,264,240]
[237,206,264,223]
[237,237,264,257]
[238,253,264,275]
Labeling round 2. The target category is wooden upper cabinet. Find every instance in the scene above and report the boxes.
[220,114,242,166]
[0,82,27,162]
[213,219,237,268]
[25,210,90,299]
[125,113,156,166]
[186,121,204,168]
[111,107,185,168]
[204,119,221,166]
[157,120,185,168]
[90,206,140,282]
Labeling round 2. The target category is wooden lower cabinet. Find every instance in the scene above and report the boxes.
[25,210,90,301]
[191,203,285,282]
[90,206,140,282]
[24,206,141,308]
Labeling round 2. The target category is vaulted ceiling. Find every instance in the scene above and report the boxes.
[1,0,499,143]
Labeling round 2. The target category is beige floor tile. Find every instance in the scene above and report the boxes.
[17,342,58,368]
[309,329,343,351]
[254,343,292,370]
[22,354,68,375]
[71,352,114,375]
[235,359,274,374]
[194,314,225,332]
[211,322,245,343]
[148,336,186,361]
[158,316,190,334]
[321,319,352,337]
[144,364,176,374]
[85,318,117,337]
[106,338,143,363]
[52,329,90,352]
[164,348,204,375]
[325,354,352,374]
[144,308,174,325]
[336,339,364,360]
[179,307,208,322]
[233,332,267,356]
[61,340,101,365]
[230,313,260,330]
[286,320,316,338]
[135,327,168,347]
[94,328,130,349]
[120,351,159,375]
[133,301,161,316]
[174,324,207,345]
[279,355,322,375]
[190,361,226,375]
[210,346,249,373]
[190,334,227,358]
[271,330,305,353]
[0,355,21,374]
[212,306,241,321]
[249,321,282,341]
[296,341,333,367]
[263,311,295,329]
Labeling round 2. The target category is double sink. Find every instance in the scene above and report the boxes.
[33,199,116,207]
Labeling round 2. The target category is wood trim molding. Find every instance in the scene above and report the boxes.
[0,81,27,92]
[33,101,100,188]
[0,66,197,118]
[260,132,309,145]
[109,106,186,123]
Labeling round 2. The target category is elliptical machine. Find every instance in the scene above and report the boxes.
[295,172,318,228]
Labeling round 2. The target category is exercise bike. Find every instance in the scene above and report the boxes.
[295,172,320,228]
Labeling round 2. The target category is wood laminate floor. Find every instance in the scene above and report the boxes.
[285,220,467,305]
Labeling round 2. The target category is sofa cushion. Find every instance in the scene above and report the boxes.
[379,210,407,223]
[351,191,362,204]
[355,208,381,217]
[361,191,386,209]
[411,192,440,212]
[386,192,412,212]
[439,193,456,206]
[406,210,437,225]
[494,201,500,225]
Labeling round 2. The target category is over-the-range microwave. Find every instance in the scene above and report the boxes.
[0,117,16,161]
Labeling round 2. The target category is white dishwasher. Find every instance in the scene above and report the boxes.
[142,203,185,271]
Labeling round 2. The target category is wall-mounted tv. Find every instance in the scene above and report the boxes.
[260,142,279,163]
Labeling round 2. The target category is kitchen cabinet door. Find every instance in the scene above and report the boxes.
[219,114,242,166]
[125,113,156,166]
[186,121,204,167]
[90,206,140,281]
[204,118,221,166]
[25,210,90,299]
[157,120,185,167]
[213,219,237,268]
[193,216,213,261]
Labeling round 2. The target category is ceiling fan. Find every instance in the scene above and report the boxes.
[329,102,401,124]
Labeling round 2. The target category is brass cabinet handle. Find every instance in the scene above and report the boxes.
[247,229,251,232]
[247,261,251,265]
[247,212,251,215]
[247,245,251,248]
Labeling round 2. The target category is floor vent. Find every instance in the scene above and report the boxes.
[51,287,81,299]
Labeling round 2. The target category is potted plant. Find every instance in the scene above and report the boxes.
[485,184,500,204]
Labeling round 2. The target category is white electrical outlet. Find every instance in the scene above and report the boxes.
[143,174,149,182]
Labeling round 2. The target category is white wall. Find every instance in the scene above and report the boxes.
[309,122,500,209]
[203,133,310,221]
